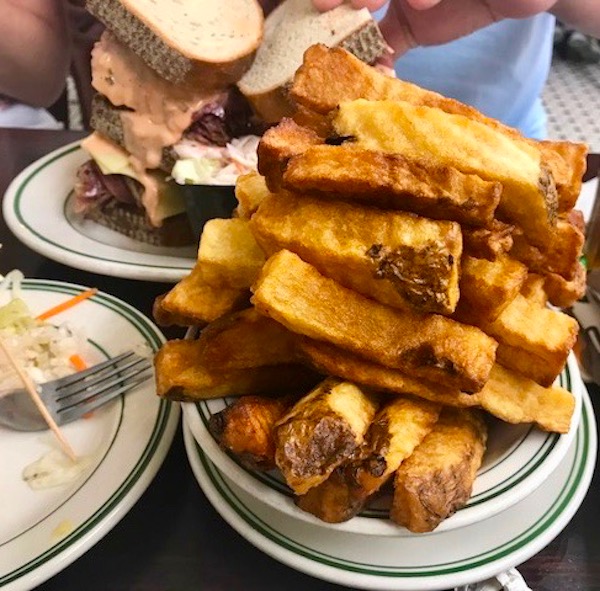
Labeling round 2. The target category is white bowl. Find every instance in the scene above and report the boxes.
[182,353,583,536]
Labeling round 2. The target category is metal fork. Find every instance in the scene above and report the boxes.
[0,351,153,431]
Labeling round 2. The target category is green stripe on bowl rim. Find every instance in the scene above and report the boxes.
[196,397,590,577]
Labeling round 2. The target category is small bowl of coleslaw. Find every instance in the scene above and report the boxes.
[171,135,260,236]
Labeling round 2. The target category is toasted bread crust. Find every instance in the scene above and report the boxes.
[241,21,388,122]
[86,0,261,85]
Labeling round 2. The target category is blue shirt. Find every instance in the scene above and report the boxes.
[375,13,556,139]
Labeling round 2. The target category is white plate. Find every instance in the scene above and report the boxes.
[2,142,196,283]
[182,354,583,536]
[183,386,596,591]
[0,279,180,590]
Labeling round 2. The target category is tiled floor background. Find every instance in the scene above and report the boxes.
[544,54,600,151]
[68,52,600,150]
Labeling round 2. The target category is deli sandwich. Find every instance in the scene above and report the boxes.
[74,0,388,246]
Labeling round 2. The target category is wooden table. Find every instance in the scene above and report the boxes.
[1,128,599,591]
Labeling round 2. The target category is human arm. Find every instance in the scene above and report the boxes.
[0,0,71,108]
[312,0,600,60]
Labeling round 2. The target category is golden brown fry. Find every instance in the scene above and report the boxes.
[543,262,586,308]
[495,343,558,387]
[333,98,557,248]
[252,250,497,392]
[519,274,549,307]
[274,378,379,495]
[197,218,266,289]
[152,293,207,328]
[195,308,299,370]
[297,337,479,408]
[208,395,294,470]
[155,265,250,328]
[272,142,501,228]
[477,364,575,433]
[289,45,587,214]
[257,118,322,191]
[154,339,320,401]
[461,220,514,260]
[286,145,501,227]
[234,172,273,218]
[479,290,578,382]
[453,255,528,325]
[509,216,584,281]
[251,191,463,314]
[297,395,441,522]
[391,407,487,533]
[297,337,574,433]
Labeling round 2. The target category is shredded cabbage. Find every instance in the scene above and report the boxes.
[0,271,86,387]
[172,135,260,186]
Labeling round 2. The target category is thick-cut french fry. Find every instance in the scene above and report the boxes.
[289,45,587,212]
[495,343,558,387]
[509,216,584,281]
[285,145,501,228]
[297,395,441,522]
[333,98,557,248]
[391,407,487,533]
[519,274,549,306]
[154,265,249,327]
[197,218,266,289]
[234,172,273,218]
[195,308,298,370]
[461,220,514,260]
[252,250,497,392]
[208,395,294,470]
[297,337,479,408]
[477,364,575,433]
[264,140,502,228]
[479,290,578,381]
[274,378,378,495]
[453,255,528,324]
[544,262,586,308]
[297,337,574,433]
[154,339,320,401]
[257,118,322,191]
[251,191,463,314]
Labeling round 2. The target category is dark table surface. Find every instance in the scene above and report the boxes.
[1,127,599,591]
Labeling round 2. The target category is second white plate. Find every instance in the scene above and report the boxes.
[0,279,180,590]
[2,141,196,283]
[183,386,596,591]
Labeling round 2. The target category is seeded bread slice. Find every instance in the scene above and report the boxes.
[86,200,194,247]
[86,0,264,85]
[237,0,388,122]
[90,94,177,172]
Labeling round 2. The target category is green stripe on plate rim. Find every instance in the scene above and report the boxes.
[12,143,191,272]
[197,399,589,577]
[0,279,173,585]
[195,362,571,517]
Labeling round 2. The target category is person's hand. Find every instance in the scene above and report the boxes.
[312,0,558,62]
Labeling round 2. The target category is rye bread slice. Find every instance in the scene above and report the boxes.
[86,0,263,85]
[86,199,194,247]
[90,93,177,172]
[237,0,388,122]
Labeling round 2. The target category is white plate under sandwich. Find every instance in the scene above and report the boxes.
[0,279,179,590]
[2,142,196,283]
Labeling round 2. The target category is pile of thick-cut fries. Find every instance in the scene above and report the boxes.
[154,45,588,533]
